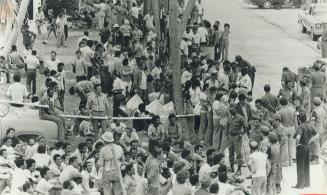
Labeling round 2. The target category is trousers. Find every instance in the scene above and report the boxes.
[26,69,36,95]
[198,111,207,141]
[251,176,267,195]
[57,31,65,48]
[296,144,310,188]
[41,114,65,140]
[205,111,213,146]
[229,134,243,166]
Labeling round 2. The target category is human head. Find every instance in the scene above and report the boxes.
[47,88,54,98]
[26,159,36,171]
[176,170,190,184]
[264,84,271,93]
[94,83,101,94]
[77,142,87,153]
[50,51,56,59]
[6,128,15,137]
[53,154,62,165]
[40,167,51,180]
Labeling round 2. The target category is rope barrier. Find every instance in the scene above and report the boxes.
[0,100,49,108]
[60,114,196,120]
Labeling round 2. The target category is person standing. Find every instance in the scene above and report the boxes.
[6,74,28,103]
[227,103,247,175]
[261,84,280,114]
[220,23,230,61]
[248,141,270,195]
[45,51,61,72]
[212,23,222,61]
[43,9,57,44]
[309,63,326,101]
[87,84,110,138]
[25,50,39,95]
[267,132,280,195]
[320,140,327,192]
[99,131,125,195]
[309,97,325,164]
[9,45,25,76]
[61,9,69,41]
[21,25,36,49]
[145,140,162,195]
[35,7,45,35]
[293,113,315,189]
[270,114,287,194]
[277,97,297,166]
[56,13,66,48]
[300,80,311,119]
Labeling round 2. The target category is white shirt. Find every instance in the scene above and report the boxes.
[192,32,200,44]
[59,165,80,184]
[131,6,140,18]
[198,27,208,43]
[180,39,188,56]
[236,74,252,92]
[140,71,147,90]
[35,178,54,195]
[113,77,125,91]
[181,70,192,85]
[11,168,29,195]
[248,151,268,177]
[6,82,28,102]
[218,182,235,195]
[198,162,211,182]
[35,11,45,21]
[25,55,40,69]
[32,153,51,168]
[45,59,60,71]
[134,174,148,195]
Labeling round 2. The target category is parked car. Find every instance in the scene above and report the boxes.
[0,103,58,144]
[298,3,327,41]
[247,0,299,9]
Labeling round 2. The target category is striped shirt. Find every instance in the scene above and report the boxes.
[87,92,108,112]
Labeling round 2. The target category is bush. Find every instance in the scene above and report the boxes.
[44,0,79,16]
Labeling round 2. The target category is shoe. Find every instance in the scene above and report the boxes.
[276,184,281,194]
[292,185,304,189]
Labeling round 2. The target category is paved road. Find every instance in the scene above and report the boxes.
[202,0,325,194]
[203,0,320,97]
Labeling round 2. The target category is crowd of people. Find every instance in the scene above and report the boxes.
[0,0,327,195]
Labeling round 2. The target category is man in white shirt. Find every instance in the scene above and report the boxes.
[11,158,29,195]
[35,7,45,34]
[77,31,89,50]
[25,50,40,95]
[45,51,60,72]
[198,23,208,46]
[59,156,81,184]
[248,141,271,195]
[236,68,252,94]
[80,40,94,79]
[6,74,28,103]
[36,167,62,195]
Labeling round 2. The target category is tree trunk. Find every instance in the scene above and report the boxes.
[152,0,161,41]
[3,0,30,56]
[178,0,196,41]
[143,0,151,15]
[169,0,183,114]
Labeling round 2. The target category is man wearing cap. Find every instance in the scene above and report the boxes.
[293,113,316,189]
[99,131,125,195]
[309,63,326,102]
[270,114,287,193]
[309,97,325,164]
[277,97,297,166]
[248,141,270,195]
[227,103,248,175]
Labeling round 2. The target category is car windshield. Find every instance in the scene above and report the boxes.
[312,6,327,15]
[0,103,9,117]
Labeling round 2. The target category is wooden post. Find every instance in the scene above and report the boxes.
[169,0,184,114]
[152,0,161,41]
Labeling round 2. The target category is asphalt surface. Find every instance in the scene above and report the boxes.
[202,0,325,194]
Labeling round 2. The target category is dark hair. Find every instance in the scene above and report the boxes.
[53,154,61,161]
[26,159,36,169]
[69,156,78,165]
[32,50,37,55]
[194,144,203,152]
[0,149,6,156]
[78,142,87,152]
[162,142,171,152]
[11,45,17,51]
[6,128,15,135]
[255,99,262,105]
[84,31,89,36]
[279,97,288,106]
[300,80,307,87]
[14,158,25,168]
[40,167,50,178]
[50,70,57,76]
[86,40,93,47]
[264,85,271,92]
[206,148,215,158]
[63,142,72,150]
[151,115,160,124]
[55,141,64,148]
[209,183,219,194]
[95,141,104,149]
[37,145,46,154]
[63,180,71,189]
[238,93,247,101]
[94,83,101,90]
[299,113,307,123]
[122,58,129,66]
[181,149,191,159]
[22,182,31,192]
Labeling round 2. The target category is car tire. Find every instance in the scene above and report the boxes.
[311,28,319,41]
[263,0,272,9]
[302,25,307,33]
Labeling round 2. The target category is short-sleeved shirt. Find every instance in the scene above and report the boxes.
[297,122,315,145]
[36,178,54,195]
[6,82,28,102]
[25,55,40,69]
[45,59,60,71]
[148,124,165,141]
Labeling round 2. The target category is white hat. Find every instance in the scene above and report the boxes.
[101,132,114,143]
[113,24,119,28]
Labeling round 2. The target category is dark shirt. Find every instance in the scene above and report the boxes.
[228,114,247,136]
[297,122,316,145]
[261,93,280,113]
